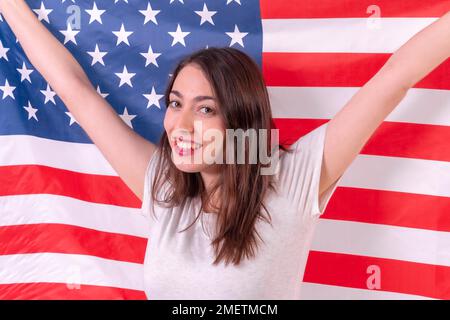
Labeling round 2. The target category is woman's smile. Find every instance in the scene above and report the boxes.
[173,137,203,157]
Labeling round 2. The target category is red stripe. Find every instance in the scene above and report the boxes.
[260,0,450,19]
[358,122,450,162]
[322,187,450,233]
[263,52,450,90]
[0,224,147,264]
[0,164,141,208]
[275,119,450,162]
[0,282,146,300]
[1,121,449,200]
[304,251,450,299]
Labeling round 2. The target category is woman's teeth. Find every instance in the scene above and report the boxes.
[176,140,202,150]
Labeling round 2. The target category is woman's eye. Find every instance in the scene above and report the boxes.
[169,101,180,108]
[200,106,214,114]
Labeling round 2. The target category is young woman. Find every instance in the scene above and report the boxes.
[1,1,449,299]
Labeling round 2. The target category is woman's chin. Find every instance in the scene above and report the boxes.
[170,153,202,172]
[174,163,202,173]
[170,149,221,173]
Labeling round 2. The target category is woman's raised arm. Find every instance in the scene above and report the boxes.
[318,10,450,197]
[0,0,157,201]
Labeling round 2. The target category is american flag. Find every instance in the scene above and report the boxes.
[0,0,449,299]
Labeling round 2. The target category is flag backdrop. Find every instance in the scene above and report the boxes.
[0,0,449,299]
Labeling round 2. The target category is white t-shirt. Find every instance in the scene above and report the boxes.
[140,122,342,299]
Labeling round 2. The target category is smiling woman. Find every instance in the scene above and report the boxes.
[139,46,343,299]
[150,47,292,266]
[164,65,225,172]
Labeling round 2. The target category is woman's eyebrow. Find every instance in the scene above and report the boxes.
[170,90,216,102]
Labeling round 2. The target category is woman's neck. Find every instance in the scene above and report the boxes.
[200,167,222,213]
[201,191,220,214]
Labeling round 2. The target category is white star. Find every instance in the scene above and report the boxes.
[112,23,133,46]
[61,0,76,3]
[85,2,105,25]
[168,24,190,47]
[170,0,184,3]
[40,83,57,105]
[195,3,217,26]
[226,25,248,47]
[115,65,136,87]
[60,23,80,45]
[143,86,164,109]
[226,0,241,4]
[115,0,129,3]
[140,45,161,67]
[87,44,107,66]
[119,107,137,129]
[139,2,160,25]
[96,85,109,98]
[65,111,78,126]
[0,79,15,100]
[17,62,34,83]
[0,40,10,61]
[33,2,53,23]
[23,101,38,121]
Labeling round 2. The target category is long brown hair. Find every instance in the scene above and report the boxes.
[151,47,291,266]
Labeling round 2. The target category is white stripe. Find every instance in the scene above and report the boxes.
[0,134,116,175]
[269,87,450,127]
[1,136,449,197]
[262,18,438,53]
[312,219,450,267]
[0,194,150,238]
[0,253,144,291]
[11,93,447,185]
[341,155,450,198]
[300,283,435,300]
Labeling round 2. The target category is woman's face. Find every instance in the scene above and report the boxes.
[164,63,226,174]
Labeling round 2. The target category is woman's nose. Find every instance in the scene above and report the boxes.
[175,110,194,133]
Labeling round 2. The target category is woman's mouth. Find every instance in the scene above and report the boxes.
[174,138,202,157]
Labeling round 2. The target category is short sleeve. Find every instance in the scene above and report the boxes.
[277,122,343,218]
[140,148,160,218]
